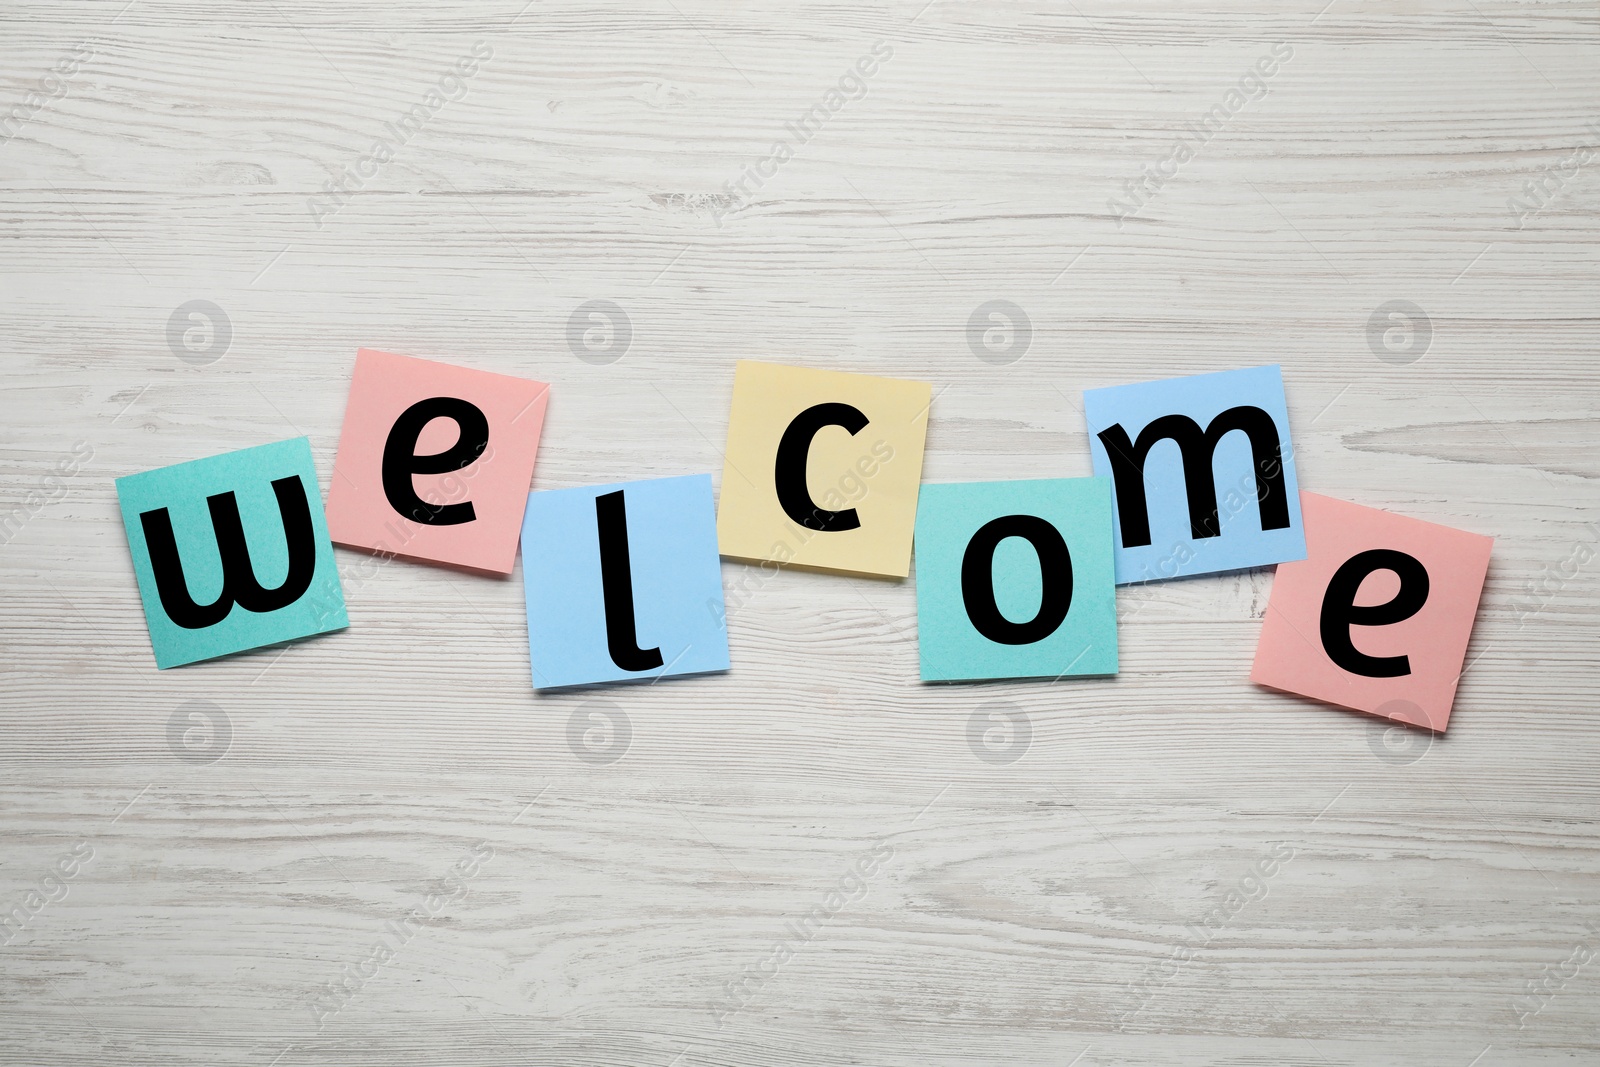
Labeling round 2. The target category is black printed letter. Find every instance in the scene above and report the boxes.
[775,402,869,532]
[1318,548,1429,678]
[139,476,316,629]
[381,397,489,525]
[595,490,664,672]
[1096,406,1288,548]
[960,515,1073,645]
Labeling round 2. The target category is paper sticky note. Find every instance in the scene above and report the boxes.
[326,348,549,574]
[914,478,1118,682]
[717,361,931,578]
[1083,365,1306,584]
[1251,492,1493,731]
[521,474,730,689]
[115,437,347,668]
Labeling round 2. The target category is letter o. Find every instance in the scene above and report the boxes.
[960,515,1073,645]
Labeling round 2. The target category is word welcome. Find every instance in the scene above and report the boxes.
[114,355,1494,733]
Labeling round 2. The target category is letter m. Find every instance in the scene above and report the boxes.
[1097,407,1289,548]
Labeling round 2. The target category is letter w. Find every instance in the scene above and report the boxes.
[139,476,317,629]
[1097,407,1288,548]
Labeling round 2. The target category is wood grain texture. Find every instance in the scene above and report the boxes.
[2,1,1597,1064]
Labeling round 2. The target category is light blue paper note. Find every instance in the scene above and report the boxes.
[1083,365,1306,584]
[521,474,730,689]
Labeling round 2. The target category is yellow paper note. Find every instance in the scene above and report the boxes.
[717,361,931,578]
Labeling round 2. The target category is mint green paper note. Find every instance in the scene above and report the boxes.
[115,437,347,668]
[914,478,1117,682]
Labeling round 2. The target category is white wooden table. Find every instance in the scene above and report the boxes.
[3,2,1597,1064]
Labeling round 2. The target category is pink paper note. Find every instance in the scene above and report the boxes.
[326,348,549,574]
[1251,492,1492,732]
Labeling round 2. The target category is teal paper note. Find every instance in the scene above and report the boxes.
[914,478,1118,682]
[116,437,348,668]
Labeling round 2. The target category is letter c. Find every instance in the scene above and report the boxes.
[774,402,868,532]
